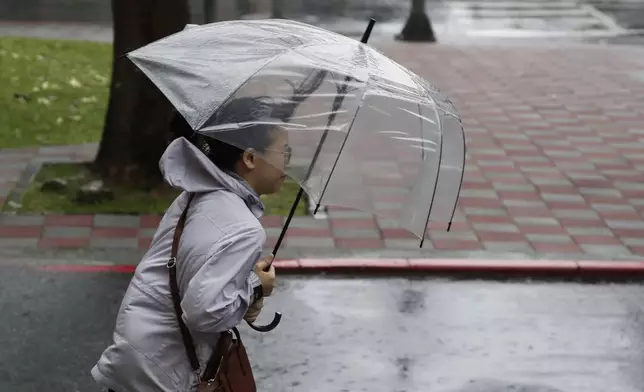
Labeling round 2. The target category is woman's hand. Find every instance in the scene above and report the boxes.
[244,298,264,323]
[254,255,276,297]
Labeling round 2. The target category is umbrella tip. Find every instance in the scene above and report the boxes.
[360,19,377,43]
[447,222,452,232]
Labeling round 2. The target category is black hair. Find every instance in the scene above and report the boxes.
[171,97,280,173]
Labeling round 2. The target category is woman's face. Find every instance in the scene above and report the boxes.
[249,128,291,196]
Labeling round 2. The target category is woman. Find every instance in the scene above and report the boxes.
[92,97,291,392]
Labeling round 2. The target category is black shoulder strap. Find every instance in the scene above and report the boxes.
[167,193,200,371]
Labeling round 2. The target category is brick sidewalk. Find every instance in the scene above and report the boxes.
[2,41,644,260]
[380,42,644,258]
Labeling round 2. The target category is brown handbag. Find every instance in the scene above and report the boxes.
[166,194,257,392]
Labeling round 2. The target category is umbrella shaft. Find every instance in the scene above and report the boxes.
[268,187,305,268]
[269,18,377,263]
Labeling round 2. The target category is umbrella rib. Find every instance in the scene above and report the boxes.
[417,102,425,162]
[312,54,371,214]
[447,119,467,232]
[419,108,444,248]
[312,87,369,214]
[303,75,354,190]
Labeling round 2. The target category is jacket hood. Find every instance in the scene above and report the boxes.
[159,137,264,218]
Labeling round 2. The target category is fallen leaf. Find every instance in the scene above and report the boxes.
[13,93,30,102]
[93,73,108,84]
[69,77,83,88]
[7,201,21,209]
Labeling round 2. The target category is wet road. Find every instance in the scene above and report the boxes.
[2,264,644,391]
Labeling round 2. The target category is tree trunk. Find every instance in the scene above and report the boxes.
[204,0,216,23]
[272,0,284,18]
[93,0,190,187]
[396,0,436,42]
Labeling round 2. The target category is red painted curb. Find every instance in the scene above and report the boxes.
[577,260,644,274]
[31,258,644,275]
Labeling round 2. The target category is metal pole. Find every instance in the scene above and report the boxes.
[395,0,436,42]
[412,0,425,14]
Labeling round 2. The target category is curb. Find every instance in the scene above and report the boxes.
[33,258,644,281]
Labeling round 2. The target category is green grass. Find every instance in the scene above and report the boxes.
[0,36,111,148]
[13,163,306,216]
[1,37,304,216]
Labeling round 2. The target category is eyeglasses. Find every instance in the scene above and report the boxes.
[261,145,292,166]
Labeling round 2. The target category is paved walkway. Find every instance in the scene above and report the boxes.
[379,41,644,259]
[0,21,112,42]
[3,25,644,260]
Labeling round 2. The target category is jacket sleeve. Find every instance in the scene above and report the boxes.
[180,225,265,334]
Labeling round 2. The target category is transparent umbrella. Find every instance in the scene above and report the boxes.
[127,18,465,331]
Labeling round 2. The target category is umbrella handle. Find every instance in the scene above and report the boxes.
[245,251,282,333]
[246,312,282,332]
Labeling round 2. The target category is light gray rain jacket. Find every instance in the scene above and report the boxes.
[91,137,265,392]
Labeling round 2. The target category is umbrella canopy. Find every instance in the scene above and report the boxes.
[127,18,465,241]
